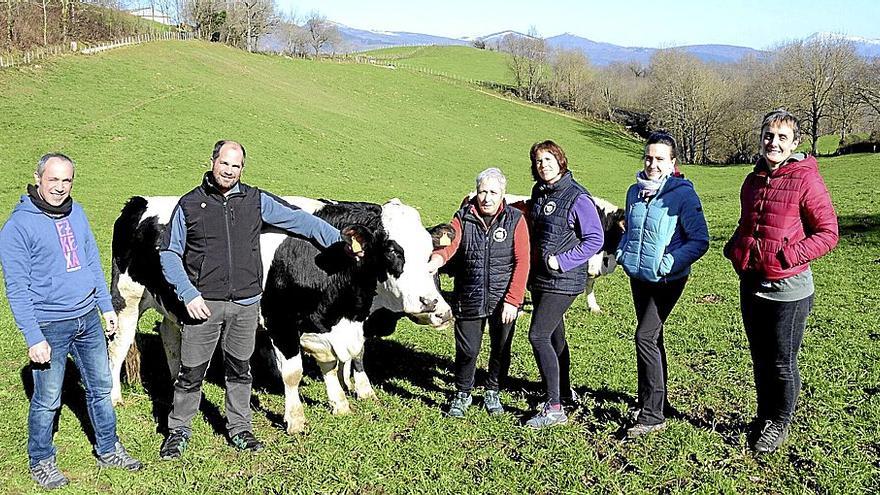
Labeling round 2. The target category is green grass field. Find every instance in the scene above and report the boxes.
[0,41,878,494]
[362,45,514,85]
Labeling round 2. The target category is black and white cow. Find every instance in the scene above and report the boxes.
[108,196,452,434]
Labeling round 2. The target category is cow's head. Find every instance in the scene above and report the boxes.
[371,199,453,327]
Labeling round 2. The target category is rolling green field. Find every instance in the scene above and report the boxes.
[0,41,878,494]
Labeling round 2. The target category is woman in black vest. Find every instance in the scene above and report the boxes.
[525,140,605,428]
[428,168,531,417]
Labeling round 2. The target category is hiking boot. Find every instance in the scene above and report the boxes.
[483,390,504,415]
[525,402,568,428]
[446,391,472,418]
[230,430,264,452]
[30,456,68,490]
[97,441,143,471]
[626,421,667,439]
[536,388,580,411]
[159,428,190,460]
[753,420,790,454]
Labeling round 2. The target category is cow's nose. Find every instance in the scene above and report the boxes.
[420,296,438,312]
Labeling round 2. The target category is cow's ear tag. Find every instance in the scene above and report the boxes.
[350,236,363,254]
[439,233,451,246]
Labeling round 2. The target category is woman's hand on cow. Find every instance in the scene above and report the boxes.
[501,303,519,324]
[186,296,212,321]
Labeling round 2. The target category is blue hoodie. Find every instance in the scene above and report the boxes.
[0,196,113,347]
[616,175,709,283]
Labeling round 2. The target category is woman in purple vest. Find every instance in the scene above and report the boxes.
[524,140,605,428]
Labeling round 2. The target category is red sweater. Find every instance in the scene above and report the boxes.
[433,204,531,307]
[725,155,838,280]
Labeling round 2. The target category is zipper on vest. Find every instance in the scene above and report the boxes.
[483,230,491,316]
[223,199,234,301]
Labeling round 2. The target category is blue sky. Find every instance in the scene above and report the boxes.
[275,0,880,50]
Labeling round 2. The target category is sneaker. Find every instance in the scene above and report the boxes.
[230,430,264,452]
[483,390,504,415]
[536,388,580,411]
[626,421,667,439]
[159,428,189,460]
[525,402,568,428]
[97,441,144,471]
[446,391,472,418]
[30,456,68,490]
[753,420,790,454]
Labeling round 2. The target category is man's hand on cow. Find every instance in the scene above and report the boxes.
[103,310,119,337]
[186,296,212,321]
[501,303,519,324]
[427,253,444,274]
[547,255,561,272]
[28,340,51,364]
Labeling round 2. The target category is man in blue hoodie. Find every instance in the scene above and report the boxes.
[0,153,143,490]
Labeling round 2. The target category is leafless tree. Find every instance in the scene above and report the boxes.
[501,27,547,102]
[548,48,593,112]
[304,10,338,58]
[773,38,860,155]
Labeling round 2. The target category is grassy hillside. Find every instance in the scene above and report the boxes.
[363,45,514,85]
[0,41,878,493]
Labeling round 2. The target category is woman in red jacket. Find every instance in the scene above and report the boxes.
[724,109,838,454]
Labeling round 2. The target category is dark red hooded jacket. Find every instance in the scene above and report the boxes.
[724,155,838,280]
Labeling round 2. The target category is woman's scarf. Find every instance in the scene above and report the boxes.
[635,171,667,200]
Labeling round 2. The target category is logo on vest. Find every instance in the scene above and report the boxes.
[492,227,508,242]
[543,201,557,215]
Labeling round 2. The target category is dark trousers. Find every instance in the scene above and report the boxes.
[167,300,259,437]
[630,277,687,426]
[454,312,516,393]
[528,291,577,405]
[741,291,813,423]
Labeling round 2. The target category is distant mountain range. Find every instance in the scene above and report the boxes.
[263,23,880,66]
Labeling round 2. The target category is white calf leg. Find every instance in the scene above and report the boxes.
[276,351,306,434]
[107,274,146,406]
[318,359,351,415]
[352,355,376,400]
[586,290,601,314]
[158,317,182,378]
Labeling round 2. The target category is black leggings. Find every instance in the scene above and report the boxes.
[528,291,578,405]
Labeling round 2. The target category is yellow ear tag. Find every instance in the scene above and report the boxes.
[350,236,362,254]
[439,233,451,247]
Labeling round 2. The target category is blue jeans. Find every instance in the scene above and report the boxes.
[29,308,118,466]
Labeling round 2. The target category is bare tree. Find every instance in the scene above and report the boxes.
[856,59,880,117]
[501,28,547,102]
[240,0,275,52]
[548,48,593,112]
[304,10,338,58]
[773,38,860,155]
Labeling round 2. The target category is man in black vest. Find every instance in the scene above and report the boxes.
[158,140,345,459]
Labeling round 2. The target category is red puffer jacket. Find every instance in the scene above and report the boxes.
[724,155,838,280]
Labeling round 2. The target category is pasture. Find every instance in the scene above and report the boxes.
[0,41,878,493]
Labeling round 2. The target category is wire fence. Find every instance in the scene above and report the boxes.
[0,31,196,69]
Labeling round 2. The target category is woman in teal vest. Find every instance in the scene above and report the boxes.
[616,132,709,438]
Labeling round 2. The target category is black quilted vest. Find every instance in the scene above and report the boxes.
[528,171,590,295]
[451,203,521,319]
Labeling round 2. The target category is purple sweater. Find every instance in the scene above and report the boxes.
[555,193,604,272]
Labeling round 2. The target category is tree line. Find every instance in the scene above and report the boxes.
[498,32,880,163]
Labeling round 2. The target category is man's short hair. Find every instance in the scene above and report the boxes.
[37,153,75,177]
[761,109,801,142]
[475,167,507,192]
[212,140,247,165]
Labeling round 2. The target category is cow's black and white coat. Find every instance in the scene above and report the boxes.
[109,195,451,434]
